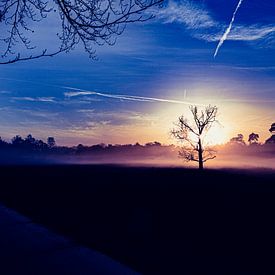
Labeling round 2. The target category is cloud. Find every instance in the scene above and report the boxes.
[12,97,57,103]
[15,109,61,119]
[219,98,275,104]
[0,90,11,95]
[152,0,216,29]
[63,86,201,105]
[198,25,275,42]
[63,91,94,97]
[77,109,158,126]
[228,25,275,41]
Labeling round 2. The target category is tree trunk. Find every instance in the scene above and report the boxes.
[198,138,203,170]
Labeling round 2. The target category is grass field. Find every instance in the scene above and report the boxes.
[0,165,274,274]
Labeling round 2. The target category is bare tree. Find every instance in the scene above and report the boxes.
[171,105,218,170]
[0,0,162,64]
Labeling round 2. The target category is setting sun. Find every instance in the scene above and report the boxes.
[204,124,229,145]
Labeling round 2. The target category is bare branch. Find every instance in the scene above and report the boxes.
[0,0,163,64]
[203,156,216,162]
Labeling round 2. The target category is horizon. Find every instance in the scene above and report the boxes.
[0,126,274,147]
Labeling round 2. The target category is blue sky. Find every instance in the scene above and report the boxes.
[0,0,275,145]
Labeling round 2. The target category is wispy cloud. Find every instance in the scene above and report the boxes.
[0,90,11,95]
[63,86,201,105]
[214,0,244,58]
[218,98,275,104]
[227,25,275,42]
[63,91,93,97]
[16,108,61,119]
[153,0,216,29]
[199,25,275,42]
[77,109,158,126]
[12,97,57,103]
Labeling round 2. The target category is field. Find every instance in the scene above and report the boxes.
[0,165,275,274]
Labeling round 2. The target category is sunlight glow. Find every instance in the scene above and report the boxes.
[204,124,229,145]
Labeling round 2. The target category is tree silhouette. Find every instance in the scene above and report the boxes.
[171,105,218,170]
[11,135,24,146]
[47,137,56,148]
[0,0,162,64]
[0,137,8,148]
[248,133,259,145]
[230,134,245,145]
[266,123,275,144]
[25,134,36,145]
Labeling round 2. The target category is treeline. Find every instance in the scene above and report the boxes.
[0,133,274,165]
[0,135,177,157]
[228,132,275,146]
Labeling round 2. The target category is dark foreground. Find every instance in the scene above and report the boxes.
[0,205,138,275]
[0,165,275,275]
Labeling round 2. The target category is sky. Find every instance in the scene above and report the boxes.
[0,0,275,146]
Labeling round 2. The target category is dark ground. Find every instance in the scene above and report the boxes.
[0,165,275,275]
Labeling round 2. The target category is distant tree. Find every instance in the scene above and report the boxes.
[230,134,245,145]
[35,139,48,151]
[47,137,56,148]
[248,133,259,145]
[25,134,35,145]
[91,143,106,151]
[77,144,84,149]
[76,144,85,153]
[270,123,275,133]
[11,135,24,146]
[145,141,161,147]
[171,105,218,170]
[0,137,8,147]
[0,0,163,64]
[265,123,275,144]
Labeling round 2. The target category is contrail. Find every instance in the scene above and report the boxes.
[63,86,204,106]
[214,0,244,58]
[183,89,187,99]
[0,78,204,106]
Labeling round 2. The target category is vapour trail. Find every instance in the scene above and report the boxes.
[63,86,205,106]
[0,78,203,105]
[214,0,244,58]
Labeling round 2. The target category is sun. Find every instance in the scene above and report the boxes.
[204,124,229,145]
